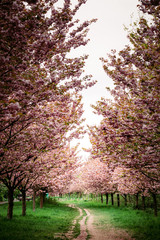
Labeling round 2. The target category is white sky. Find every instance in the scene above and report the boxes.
[67,0,140,157]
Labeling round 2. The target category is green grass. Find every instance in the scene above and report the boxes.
[0,199,79,240]
[73,199,160,240]
[1,197,159,240]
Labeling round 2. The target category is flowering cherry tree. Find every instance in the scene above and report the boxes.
[69,158,114,203]
[112,166,151,207]
[28,144,78,209]
[1,92,85,218]
[83,159,114,198]
[0,0,96,165]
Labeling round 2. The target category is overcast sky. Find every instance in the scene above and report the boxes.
[67,0,140,157]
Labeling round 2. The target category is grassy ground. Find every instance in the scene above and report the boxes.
[66,198,160,240]
[0,198,79,240]
[0,197,160,240]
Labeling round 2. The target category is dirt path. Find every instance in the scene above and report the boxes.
[86,208,134,240]
[73,207,89,240]
[73,206,134,240]
[54,205,134,240]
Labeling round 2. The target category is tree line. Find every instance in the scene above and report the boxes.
[87,0,160,216]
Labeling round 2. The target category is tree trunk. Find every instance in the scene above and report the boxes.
[111,193,114,206]
[43,192,46,203]
[22,190,26,216]
[40,192,43,208]
[117,194,120,207]
[135,193,139,209]
[33,190,36,211]
[142,195,146,210]
[105,193,109,205]
[124,194,127,206]
[152,193,158,217]
[7,188,14,219]
[101,193,103,204]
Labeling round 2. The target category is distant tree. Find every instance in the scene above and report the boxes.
[30,144,79,209]
[70,158,114,201]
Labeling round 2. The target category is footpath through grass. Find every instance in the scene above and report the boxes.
[0,198,79,240]
[64,198,160,240]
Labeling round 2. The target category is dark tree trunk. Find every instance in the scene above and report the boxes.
[142,195,146,210]
[43,192,46,203]
[33,190,36,211]
[152,193,158,217]
[117,194,120,207]
[40,192,43,208]
[7,188,14,219]
[135,193,139,209]
[111,193,114,205]
[101,193,103,204]
[22,190,26,216]
[124,194,127,206]
[105,193,109,205]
